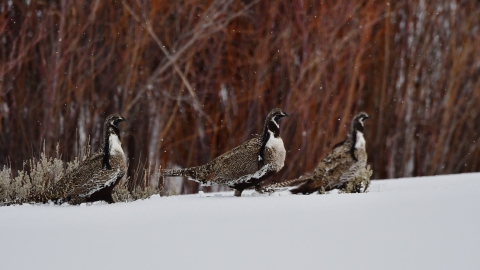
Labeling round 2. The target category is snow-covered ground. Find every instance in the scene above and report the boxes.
[1,173,480,270]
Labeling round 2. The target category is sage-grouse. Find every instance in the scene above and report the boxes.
[161,108,289,197]
[290,112,370,194]
[31,114,127,204]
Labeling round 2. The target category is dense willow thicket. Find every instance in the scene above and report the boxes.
[1,0,479,194]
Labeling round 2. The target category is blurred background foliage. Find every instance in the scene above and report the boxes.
[1,0,479,194]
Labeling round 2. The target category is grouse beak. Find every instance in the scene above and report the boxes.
[282,112,290,117]
[121,117,127,122]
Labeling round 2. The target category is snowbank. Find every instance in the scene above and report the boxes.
[1,173,479,270]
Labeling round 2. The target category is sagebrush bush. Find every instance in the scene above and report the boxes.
[0,141,162,206]
[0,143,73,205]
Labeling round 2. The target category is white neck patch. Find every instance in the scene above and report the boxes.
[266,130,282,148]
[355,131,366,150]
[264,130,286,170]
[109,133,124,156]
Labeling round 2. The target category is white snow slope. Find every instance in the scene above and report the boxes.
[1,173,480,270]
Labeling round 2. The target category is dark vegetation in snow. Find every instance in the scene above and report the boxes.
[0,0,479,195]
[0,140,162,204]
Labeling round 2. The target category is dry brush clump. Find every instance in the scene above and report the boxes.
[1,0,479,195]
[0,142,83,204]
[0,140,161,205]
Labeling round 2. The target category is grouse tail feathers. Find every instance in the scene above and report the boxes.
[161,165,207,181]
[290,184,312,195]
[252,175,313,194]
[289,178,323,195]
[266,175,312,189]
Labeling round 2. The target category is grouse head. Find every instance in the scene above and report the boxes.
[266,108,289,126]
[106,113,127,127]
[104,113,127,136]
[263,108,289,137]
[351,112,370,134]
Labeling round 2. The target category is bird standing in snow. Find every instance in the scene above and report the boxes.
[30,114,127,204]
[161,108,289,197]
[290,112,370,194]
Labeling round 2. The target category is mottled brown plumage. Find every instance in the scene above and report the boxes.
[290,112,370,195]
[30,114,127,204]
[161,108,289,196]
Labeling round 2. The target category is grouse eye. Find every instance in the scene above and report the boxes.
[274,112,287,120]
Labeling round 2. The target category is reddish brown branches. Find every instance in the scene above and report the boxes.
[1,0,479,194]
